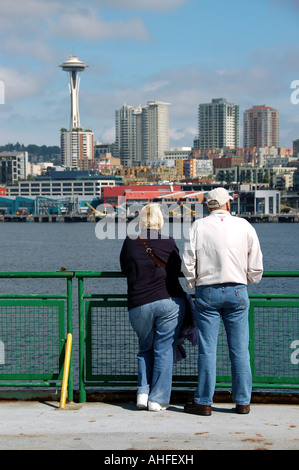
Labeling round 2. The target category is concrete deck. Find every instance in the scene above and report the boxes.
[0,400,298,451]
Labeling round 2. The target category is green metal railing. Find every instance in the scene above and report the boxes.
[0,271,74,401]
[0,270,298,404]
[77,270,299,403]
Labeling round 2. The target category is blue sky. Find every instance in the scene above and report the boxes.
[1,0,299,149]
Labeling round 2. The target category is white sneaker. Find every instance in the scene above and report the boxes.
[148,401,169,412]
[137,393,148,409]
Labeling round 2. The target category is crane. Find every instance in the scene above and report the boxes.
[84,202,107,217]
[169,200,196,217]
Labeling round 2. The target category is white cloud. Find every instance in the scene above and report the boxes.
[2,38,56,63]
[169,126,197,143]
[0,66,44,101]
[140,81,169,93]
[100,126,115,143]
[0,0,152,59]
[85,0,189,11]
[53,11,151,42]
[81,52,299,147]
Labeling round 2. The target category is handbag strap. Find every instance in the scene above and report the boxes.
[139,236,166,268]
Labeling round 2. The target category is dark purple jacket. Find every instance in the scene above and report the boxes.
[120,230,184,310]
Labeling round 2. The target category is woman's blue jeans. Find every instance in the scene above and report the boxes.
[129,297,185,404]
[194,284,252,406]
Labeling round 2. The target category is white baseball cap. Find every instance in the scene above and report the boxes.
[206,187,233,209]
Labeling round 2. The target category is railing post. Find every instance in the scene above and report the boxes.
[78,275,86,403]
[60,333,73,409]
[66,276,73,402]
[248,301,255,381]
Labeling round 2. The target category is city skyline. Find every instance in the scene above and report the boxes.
[1,0,299,149]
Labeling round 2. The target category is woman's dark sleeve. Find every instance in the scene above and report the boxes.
[167,241,182,275]
[119,239,128,275]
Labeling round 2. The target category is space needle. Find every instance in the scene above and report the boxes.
[59,55,88,130]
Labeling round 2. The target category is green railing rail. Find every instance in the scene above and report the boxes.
[0,270,298,404]
[0,271,74,401]
[76,270,299,403]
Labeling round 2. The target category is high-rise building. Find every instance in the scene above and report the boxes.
[114,104,142,167]
[59,55,94,168]
[243,105,280,149]
[0,151,28,185]
[60,130,94,168]
[293,138,299,159]
[198,98,240,150]
[142,101,170,161]
[114,101,170,167]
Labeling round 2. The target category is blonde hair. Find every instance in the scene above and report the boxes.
[140,203,164,231]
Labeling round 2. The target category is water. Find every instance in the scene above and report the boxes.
[0,221,298,295]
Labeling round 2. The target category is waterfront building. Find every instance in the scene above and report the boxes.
[59,55,94,168]
[0,151,28,185]
[198,98,240,150]
[238,189,281,215]
[272,167,296,190]
[0,195,100,216]
[215,163,296,190]
[243,105,280,149]
[6,171,121,198]
[103,185,180,207]
[215,164,268,186]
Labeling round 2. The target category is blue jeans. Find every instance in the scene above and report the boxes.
[194,284,252,406]
[129,297,185,404]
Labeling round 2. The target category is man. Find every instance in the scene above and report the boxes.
[182,187,263,416]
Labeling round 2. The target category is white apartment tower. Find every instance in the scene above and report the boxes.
[115,105,142,167]
[143,101,170,161]
[114,101,170,166]
[59,55,94,168]
[198,98,240,150]
[60,130,94,168]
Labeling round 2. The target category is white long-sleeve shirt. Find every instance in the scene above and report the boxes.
[182,210,263,289]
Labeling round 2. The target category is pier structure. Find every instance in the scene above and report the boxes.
[0,269,298,450]
[0,400,298,450]
[0,212,298,223]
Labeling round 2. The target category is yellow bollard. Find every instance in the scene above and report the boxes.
[59,333,72,409]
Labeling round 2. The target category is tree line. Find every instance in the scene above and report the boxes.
[0,142,60,158]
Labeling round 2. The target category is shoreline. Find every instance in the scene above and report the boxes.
[1,214,299,223]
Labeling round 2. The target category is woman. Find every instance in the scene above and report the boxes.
[120,203,185,411]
